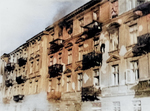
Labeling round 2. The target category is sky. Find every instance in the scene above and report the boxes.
[0,0,90,56]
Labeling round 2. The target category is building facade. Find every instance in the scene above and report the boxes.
[1,0,150,111]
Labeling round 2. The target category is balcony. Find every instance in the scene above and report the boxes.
[17,57,27,67]
[82,86,101,102]
[13,95,24,102]
[49,39,64,54]
[47,91,61,100]
[82,21,102,39]
[132,33,150,56]
[5,63,15,72]
[82,51,102,70]
[5,79,13,87]
[48,64,63,78]
[16,76,26,84]
[134,2,150,16]
[134,80,150,97]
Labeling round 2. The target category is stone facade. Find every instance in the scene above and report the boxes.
[1,0,150,111]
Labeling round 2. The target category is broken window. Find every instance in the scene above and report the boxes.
[48,80,52,92]
[126,60,139,84]
[111,0,118,18]
[110,31,119,51]
[35,59,39,72]
[58,52,62,64]
[78,73,83,90]
[107,22,120,52]
[93,69,99,86]
[66,75,71,92]
[93,9,99,21]
[133,100,141,111]
[57,78,61,92]
[49,56,53,66]
[112,65,119,86]
[29,82,32,94]
[94,38,100,52]
[30,62,33,74]
[58,27,63,37]
[78,45,83,61]
[113,101,120,111]
[67,21,73,36]
[51,32,54,41]
[21,85,24,94]
[79,17,84,33]
[35,80,38,93]
[130,61,139,80]
[68,48,72,64]
[129,24,138,45]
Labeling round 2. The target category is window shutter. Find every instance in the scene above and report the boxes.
[126,69,135,84]
[118,0,127,15]
[139,56,148,79]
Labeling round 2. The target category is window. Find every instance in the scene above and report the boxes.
[58,53,62,64]
[110,30,119,51]
[94,39,100,52]
[111,1,118,18]
[29,82,32,94]
[133,100,141,111]
[112,65,119,86]
[78,73,83,90]
[36,59,39,71]
[131,61,139,80]
[126,60,139,84]
[93,10,99,21]
[67,75,71,92]
[126,0,136,10]
[21,85,24,94]
[79,18,84,33]
[30,62,33,73]
[129,24,138,45]
[137,0,145,5]
[48,80,52,92]
[113,101,120,111]
[50,56,53,66]
[35,80,38,93]
[93,69,99,86]
[79,45,83,61]
[57,78,61,92]
[17,86,19,94]
[68,49,72,64]
[51,32,54,41]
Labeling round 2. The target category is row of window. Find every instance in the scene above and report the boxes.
[5,80,39,96]
[112,60,139,86]
[48,69,100,92]
[47,60,139,92]
[113,100,141,111]
[49,39,101,65]
[30,59,40,74]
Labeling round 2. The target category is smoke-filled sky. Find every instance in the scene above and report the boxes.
[0,0,90,56]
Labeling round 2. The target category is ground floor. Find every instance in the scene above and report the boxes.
[1,93,150,111]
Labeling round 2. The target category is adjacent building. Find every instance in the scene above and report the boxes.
[1,0,150,111]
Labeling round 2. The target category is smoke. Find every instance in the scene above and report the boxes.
[47,0,90,25]
[0,92,51,111]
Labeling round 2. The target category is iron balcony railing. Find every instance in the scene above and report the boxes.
[48,64,63,78]
[82,51,102,70]
[133,33,150,56]
[82,86,101,101]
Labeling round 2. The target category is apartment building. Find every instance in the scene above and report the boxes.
[1,0,150,111]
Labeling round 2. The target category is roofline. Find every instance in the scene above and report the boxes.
[26,31,49,43]
[45,0,105,31]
